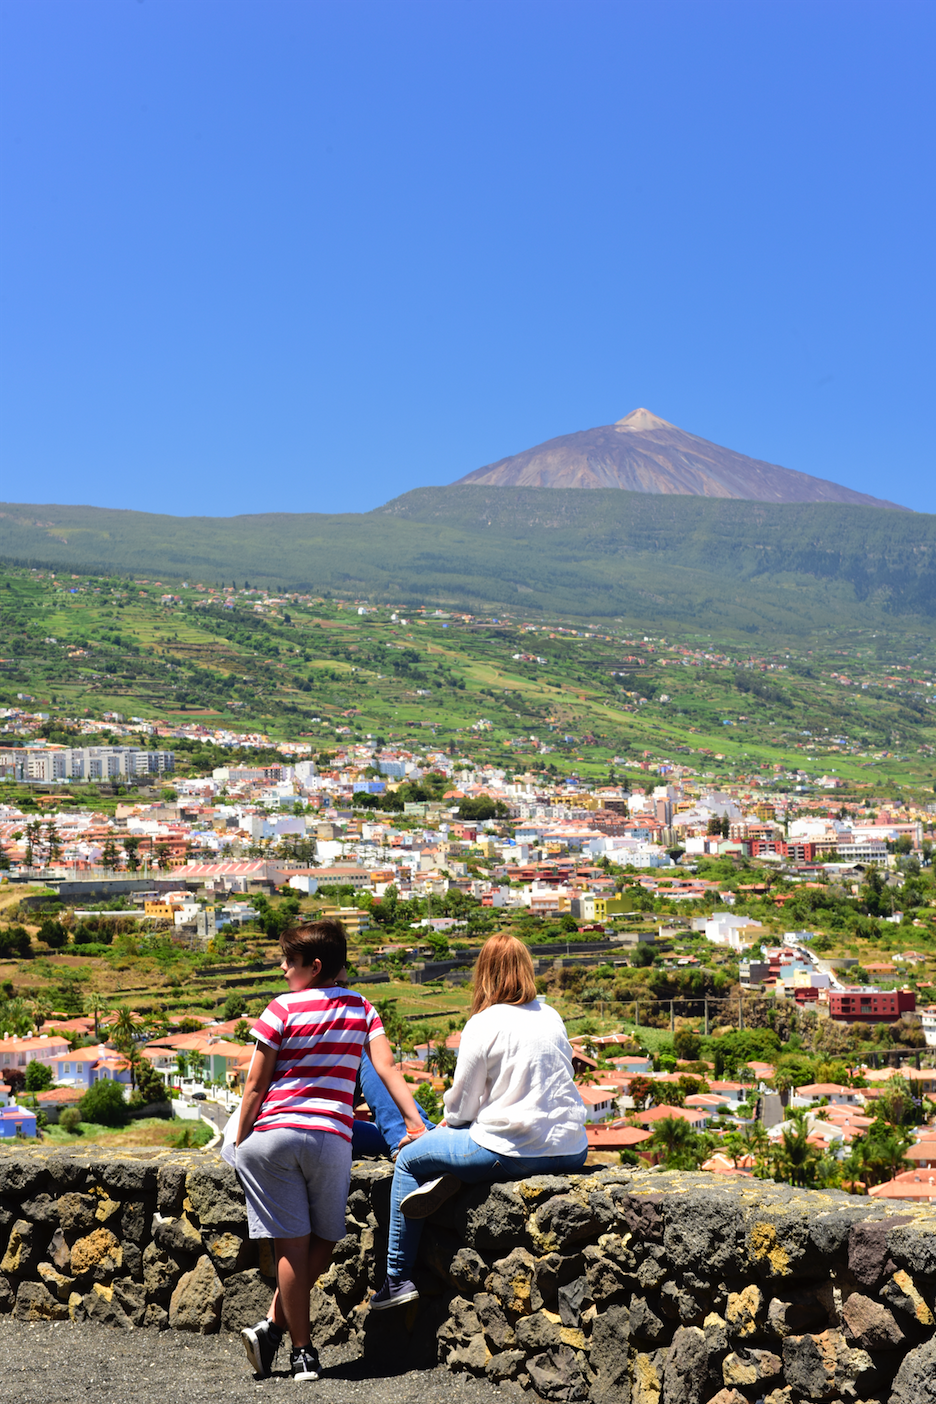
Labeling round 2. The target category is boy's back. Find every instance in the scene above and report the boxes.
[251,984,383,1139]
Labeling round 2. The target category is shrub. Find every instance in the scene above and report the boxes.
[223,992,247,1020]
[59,1107,82,1134]
[78,1078,129,1127]
[0,926,32,960]
[39,919,68,950]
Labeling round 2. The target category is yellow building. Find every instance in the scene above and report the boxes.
[317,904,372,937]
[144,901,180,920]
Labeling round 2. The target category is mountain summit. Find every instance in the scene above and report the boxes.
[452,409,907,510]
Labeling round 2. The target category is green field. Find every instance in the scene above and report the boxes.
[1,561,934,793]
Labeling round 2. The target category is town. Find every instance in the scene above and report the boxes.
[2,700,936,1203]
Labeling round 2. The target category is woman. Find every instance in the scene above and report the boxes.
[371,933,587,1309]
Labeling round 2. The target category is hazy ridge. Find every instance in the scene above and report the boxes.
[1,490,934,633]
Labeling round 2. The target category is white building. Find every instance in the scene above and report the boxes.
[703,912,763,951]
[26,745,174,783]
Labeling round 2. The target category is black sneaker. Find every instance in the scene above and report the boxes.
[290,1345,321,1382]
[400,1173,462,1219]
[370,1276,420,1310]
[241,1317,282,1378]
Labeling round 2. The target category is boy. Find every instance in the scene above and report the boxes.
[236,918,426,1381]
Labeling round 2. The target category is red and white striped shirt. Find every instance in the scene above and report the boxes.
[251,986,384,1140]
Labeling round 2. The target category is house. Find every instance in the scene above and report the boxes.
[0,1034,70,1072]
[633,1104,711,1130]
[791,1083,864,1108]
[51,1046,131,1090]
[586,1123,655,1160]
[0,1102,38,1138]
[701,1151,755,1176]
[577,1086,617,1122]
[868,1170,936,1202]
[904,1138,936,1169]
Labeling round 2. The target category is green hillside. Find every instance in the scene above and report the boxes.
[2,562,934,793]
[0,490,934,632]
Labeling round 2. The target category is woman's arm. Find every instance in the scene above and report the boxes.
[441,1018,487,1127]
[236,1041,278,1146]
[364,1033,428,1137]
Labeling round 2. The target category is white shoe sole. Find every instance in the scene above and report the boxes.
[241,1326,269,1376]
[400,1173,462,1219]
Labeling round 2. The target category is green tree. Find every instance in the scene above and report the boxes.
[39,919,68,950]
[0,926,32,961]
[130,1060,167,1108]
[24,1059,54,1091]
[770,1111,822,1188]
[223,992,247,1021]
[414,1081,442,1120]
[673,1029,701,1062]
[45,820,63,864]
[83,992,110,1040]
[122,836,142,872]
[59,1106,82,1135]
[876,1075,915,1128]
[79,1078,129,1127]
[649,1115,708,1170]
[112,1005,138,1053]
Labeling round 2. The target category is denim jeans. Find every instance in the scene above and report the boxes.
[386,1126,588,1278]
[351,1052,434,1159]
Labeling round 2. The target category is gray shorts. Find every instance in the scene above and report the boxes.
[235,1126,352,1241]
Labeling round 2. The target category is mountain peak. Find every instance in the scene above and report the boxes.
[614,408,674,432]
[451,410,908,510]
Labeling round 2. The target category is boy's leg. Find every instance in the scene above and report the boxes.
[271,1234,336,1348]
[356,1050,433,1157]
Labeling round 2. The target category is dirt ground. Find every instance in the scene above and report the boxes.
[0,1318,521,1403]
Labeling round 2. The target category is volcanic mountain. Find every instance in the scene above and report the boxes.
[452,408,907,510]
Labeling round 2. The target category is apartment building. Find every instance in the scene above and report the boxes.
[25,745,174,783]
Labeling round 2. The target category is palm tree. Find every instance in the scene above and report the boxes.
[771,1112,822,1188]
[83,992,109,1041]
[112,1005,137,1053]
[866,1131,912,1187]
[841,1137,872,1194]
[649,1115,704,1170]
[175,1051,190,1084]
[30,997,51,1033]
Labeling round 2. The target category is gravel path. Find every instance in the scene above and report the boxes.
[0,1320,521,1403]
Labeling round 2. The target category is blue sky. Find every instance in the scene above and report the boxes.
[1,1,933,516]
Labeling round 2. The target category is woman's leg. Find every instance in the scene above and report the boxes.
[386,1128,500,1279]
[355,1053,434,1157]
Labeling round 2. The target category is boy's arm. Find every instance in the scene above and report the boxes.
[236,1041,278,1146]
[364,1033,429,1138]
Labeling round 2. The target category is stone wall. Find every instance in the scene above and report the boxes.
[2,1145,935,1404]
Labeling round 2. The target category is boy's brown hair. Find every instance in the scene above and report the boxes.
[280,919,347,981]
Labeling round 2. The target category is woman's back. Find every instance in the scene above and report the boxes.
[443,999,587,1158]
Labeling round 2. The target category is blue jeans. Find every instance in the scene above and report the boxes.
[351,1053,434,1158]
[386,1126,588,1278]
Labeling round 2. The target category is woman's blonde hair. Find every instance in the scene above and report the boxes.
[469,933,537,1016]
